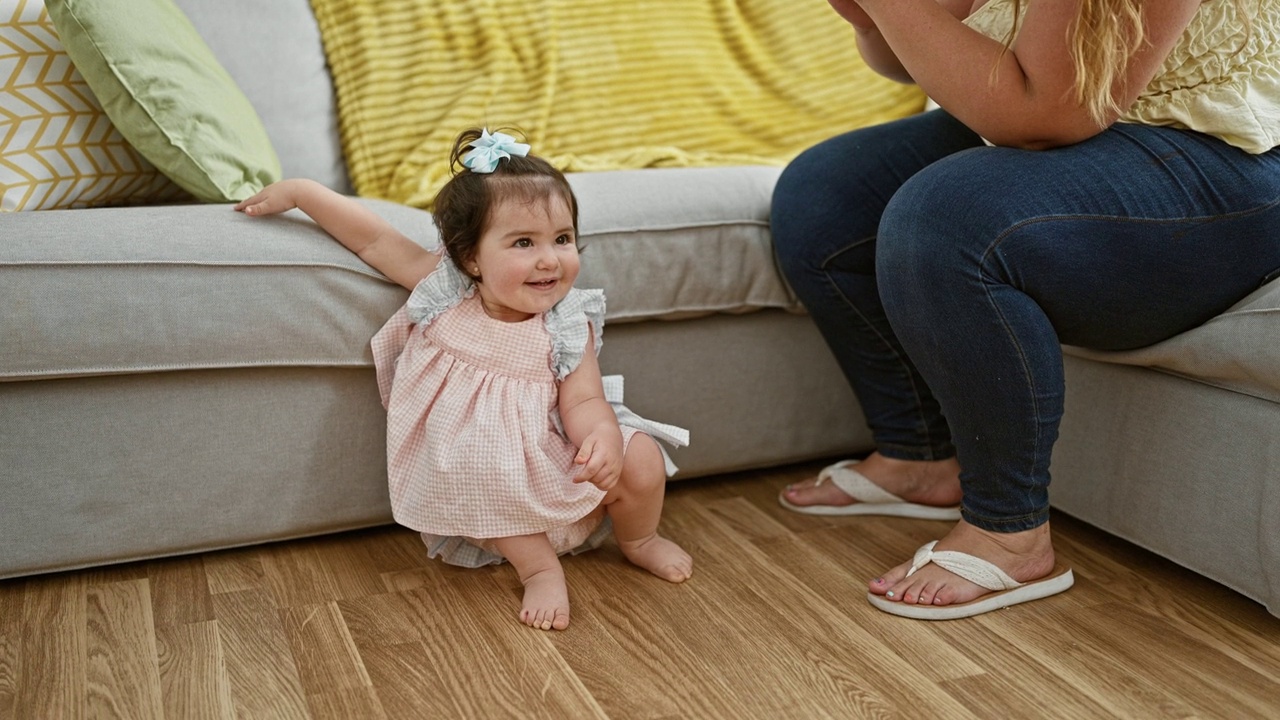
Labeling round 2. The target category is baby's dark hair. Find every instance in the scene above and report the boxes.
[432,128,579,281]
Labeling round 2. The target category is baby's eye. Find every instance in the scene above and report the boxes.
[514,238,533,247]
[555,234,572,245]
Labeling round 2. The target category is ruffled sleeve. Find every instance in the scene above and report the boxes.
[405,253,475,326]
[545,288,606,381]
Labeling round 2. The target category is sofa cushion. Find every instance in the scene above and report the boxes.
[44,0,281,202]
[1063,278,1280,403]
[1,167,797,380]
[572,166,796,322]
[0,0,185,210]
[171,0,351,195]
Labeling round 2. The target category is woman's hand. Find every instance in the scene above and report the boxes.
[828,0,875,31]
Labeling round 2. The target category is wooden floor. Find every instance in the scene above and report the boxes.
[2,461,1279,719]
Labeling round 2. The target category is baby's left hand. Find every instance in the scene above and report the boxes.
[573,432,623,492]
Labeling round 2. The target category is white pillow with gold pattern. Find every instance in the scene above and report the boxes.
[1,0,183,211]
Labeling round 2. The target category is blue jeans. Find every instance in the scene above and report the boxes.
[772,110,1280,532]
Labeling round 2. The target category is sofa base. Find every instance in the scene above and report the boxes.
[0,310,872,579]
[1053,356,1280,616]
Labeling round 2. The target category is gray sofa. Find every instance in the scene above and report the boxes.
[3,0,1277,619]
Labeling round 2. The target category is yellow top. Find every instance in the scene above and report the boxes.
[965,0,1280,153]
[309,0,927,207]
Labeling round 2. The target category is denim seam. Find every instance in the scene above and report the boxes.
[978,190,1280,236]
[821,238,946,459]
[975,233,1045,507]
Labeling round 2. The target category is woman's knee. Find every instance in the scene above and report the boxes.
[876,150,1008,287]
[771,143,845,275]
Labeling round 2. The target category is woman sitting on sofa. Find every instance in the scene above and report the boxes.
[772,0,1280,619]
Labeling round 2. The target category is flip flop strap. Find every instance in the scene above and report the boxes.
[906,541,1023,592]
[816,461,903,504]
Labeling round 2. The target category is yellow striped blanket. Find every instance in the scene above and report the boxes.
[309,0,926,208]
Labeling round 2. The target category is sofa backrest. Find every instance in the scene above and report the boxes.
[173,0,352,194]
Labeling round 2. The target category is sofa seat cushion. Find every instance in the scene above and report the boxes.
[2,166,797,380]
[1063,279,1280,403]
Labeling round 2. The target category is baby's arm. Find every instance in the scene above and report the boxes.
[558,330,624,491]
[235,179,438,291]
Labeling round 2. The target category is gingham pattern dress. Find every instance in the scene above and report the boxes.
[371,259,688,567]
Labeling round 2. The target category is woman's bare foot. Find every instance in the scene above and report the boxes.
[517,565,571,631]
[868,519,1057,607]
[618,534,693,583]
[780,452,962,510]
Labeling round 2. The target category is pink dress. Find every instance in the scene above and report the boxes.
[371,259,688,567]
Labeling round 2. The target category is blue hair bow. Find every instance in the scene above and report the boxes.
[463,129,531,173]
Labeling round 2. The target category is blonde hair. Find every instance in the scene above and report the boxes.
[1003,0,1254,126]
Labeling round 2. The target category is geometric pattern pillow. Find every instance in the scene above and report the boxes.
[45,0,281,204]
[0,0,185,211]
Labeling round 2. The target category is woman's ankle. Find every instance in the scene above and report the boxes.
[861,452,962,504]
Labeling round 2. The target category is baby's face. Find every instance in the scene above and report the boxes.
[471,194,579,322]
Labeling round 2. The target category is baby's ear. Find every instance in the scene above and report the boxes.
[460,254,481,280]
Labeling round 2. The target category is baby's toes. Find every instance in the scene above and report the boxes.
[551,608,571,630]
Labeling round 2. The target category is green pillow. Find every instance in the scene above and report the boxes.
[45,0,281,203]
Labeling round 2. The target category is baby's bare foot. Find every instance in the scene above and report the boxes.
[518,566,570,631]
[618,534,693,583]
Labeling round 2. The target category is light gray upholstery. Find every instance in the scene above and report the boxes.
[1053,358,1280,608]
[1064,280,1280,403]
[2,168,794,381]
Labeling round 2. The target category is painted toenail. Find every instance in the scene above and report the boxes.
[886,591,895,598]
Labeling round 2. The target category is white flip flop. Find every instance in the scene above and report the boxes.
[778,460,961,520]
[867,540,1075,620]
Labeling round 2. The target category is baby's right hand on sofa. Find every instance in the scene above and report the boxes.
[234,178,316,217]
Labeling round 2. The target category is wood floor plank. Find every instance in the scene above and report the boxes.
[1051,515,1280,682]
[373,532,457,594]
[342,582,605,719]
[749,529,988,685]
[84,580,164,720]
[337,585,467,717]
[548,602,686,720]
[4,464,1279,719]
[0,632,16,719]
[155,620,235,720]
[337,587,448,649]
[658,502,980,719]
[0,578,21,720]
[147,557,214,628]
[305,687,388,720]
[0,579,23,638]
[202,549,265,596]
[258,544,342,610]
[1051,601,1277,718]
[16,574,85,719]
[426,571,608,719]
[984,603,1219,718]
[294,535,388,602]
[209,589,309,719]
[360,527,441,576]
[569,593,762,719]
[928,615,1113,718]
[358,642,461,718]
[279,602,372,697]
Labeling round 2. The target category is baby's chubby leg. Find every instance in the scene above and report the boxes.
[489,534,570,631]
[603,434,693,582]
